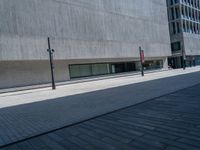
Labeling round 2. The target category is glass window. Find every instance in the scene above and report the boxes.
[171,42,181,51]
[69,64,91,78]
[91,64,110,75]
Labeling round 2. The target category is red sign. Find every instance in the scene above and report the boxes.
[140,50,145,63]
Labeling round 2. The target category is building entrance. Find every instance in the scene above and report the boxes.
[168,57,183,69]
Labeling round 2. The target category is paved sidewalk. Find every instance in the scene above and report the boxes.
[0,69,168,94]
[0,67,200,147]
[1,67,200,108]
[1,83,200,150]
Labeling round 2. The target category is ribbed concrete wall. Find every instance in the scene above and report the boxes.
[0,57,168,89]
[0,0,171,89]
[183,33,200,56]
[0,61,70,88]
[0,0,171,61]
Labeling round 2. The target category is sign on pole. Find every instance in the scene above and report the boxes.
[140,49,145,64]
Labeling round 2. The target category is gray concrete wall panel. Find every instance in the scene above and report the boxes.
[183,33,200,56]
[0,60,70,89]
[0,0,171,61]
[0,57,166,89]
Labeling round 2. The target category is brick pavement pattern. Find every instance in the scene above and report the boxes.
[1,84,200,150]
[0,71,200,148]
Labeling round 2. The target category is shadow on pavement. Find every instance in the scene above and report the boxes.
[0,72,200,147]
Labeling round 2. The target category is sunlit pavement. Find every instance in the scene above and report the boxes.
[1,67,200,109]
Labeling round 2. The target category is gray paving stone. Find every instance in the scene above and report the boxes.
[163,140,200,150]
[129,140,162,150]
[94,118,145,136]
[47,133,64,143]
[101,137,139,150]
[80,122,134,143]
[78,134,117,150]
[56,139,82,150]
[16,141,37,150]
[155,128,200,142]
[178,138,200,148]
[79,125,120,143]
[134,136,167,149]
[117,119,156,130]
[2,82,200,150]
[37,136,66,150]
[165,146,183,150]
[63,135,96,150]
[0,145,21,150]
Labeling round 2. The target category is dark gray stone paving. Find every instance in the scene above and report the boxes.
[1,72,200,148]
[1,84,200,150]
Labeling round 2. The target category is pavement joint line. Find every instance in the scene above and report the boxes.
[0,82,200,149]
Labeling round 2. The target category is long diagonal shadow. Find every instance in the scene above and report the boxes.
[0,72,200,148]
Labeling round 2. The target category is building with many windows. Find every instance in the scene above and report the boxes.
[167,0,200,68]
[0,0,171,89]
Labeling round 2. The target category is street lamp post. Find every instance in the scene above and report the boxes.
[47,37,56,90]
[139,46,145,77]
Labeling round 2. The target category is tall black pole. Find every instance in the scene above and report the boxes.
[47,37,56,90]
[139,46,144,77]
[182,49,186,70]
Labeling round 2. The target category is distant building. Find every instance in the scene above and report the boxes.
[167,0,200,68]
[0,0,171,89]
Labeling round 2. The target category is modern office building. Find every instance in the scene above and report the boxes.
[167,0,200,68]
[0,0,171,89]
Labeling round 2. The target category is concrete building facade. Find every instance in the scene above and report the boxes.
[167,0,200,68]
[0,0,171,89]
